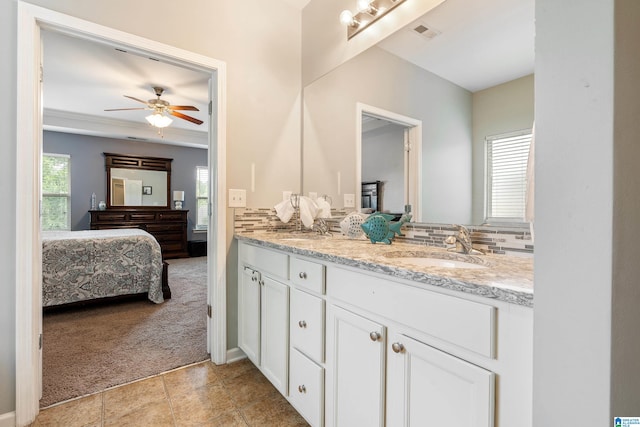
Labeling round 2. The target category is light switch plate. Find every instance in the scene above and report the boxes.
[228,189,246,208]
[344,193,355,208]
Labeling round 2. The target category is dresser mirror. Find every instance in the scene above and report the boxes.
[104,153,172,208]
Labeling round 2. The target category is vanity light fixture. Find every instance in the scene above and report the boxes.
[339,0,407,40]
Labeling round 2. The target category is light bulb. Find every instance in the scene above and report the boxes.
[357,0,371,12]
[339,10,355,26]
[145,112,173,128]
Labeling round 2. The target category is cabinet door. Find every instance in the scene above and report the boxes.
[260,275,290,395]
[238,267,261,366]
[326,305,385,427]
[386,332,495,427]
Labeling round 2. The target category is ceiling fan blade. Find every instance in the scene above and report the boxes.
[104,107,147,111]
[123,95,149,105]
[169,110,204,125]
[167,105,199,111]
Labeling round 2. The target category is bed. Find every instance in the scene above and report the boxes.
[42,229,167,307]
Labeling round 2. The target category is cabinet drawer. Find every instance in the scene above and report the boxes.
[290,257,325,294]
[239,243,289,280]
[93,212,127,222]
[327,266,495,358]
[129,213,156,221]
[289,349,324,427]
[145,223,184,233]
[290,288,325,363]
[158,212,185,221]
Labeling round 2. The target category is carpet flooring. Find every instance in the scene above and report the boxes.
[41,256,209,408]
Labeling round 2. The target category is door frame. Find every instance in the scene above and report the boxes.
[16,3,227,425]
[356,103,422,221]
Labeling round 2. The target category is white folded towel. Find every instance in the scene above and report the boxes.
[299,196,319,228]
[274,198,295,223]
[315,198,332,219]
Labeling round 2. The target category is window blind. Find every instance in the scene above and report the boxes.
[485,131,532,222]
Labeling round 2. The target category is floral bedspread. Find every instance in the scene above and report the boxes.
[42,229,164,306]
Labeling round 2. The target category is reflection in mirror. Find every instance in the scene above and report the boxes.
[104,153,172,209]
[302,0,534,226]
[110,168,167,207]
[303,46,472,224]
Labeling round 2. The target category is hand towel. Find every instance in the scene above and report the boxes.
[274,198,295,223]
[315,197,332,219]
[298,196,319,228]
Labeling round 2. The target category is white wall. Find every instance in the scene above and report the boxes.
[533,0,640,423]
[471,75,534,224]
[0,0,17,417]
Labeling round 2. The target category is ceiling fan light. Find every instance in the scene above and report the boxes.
[145,112,173,128]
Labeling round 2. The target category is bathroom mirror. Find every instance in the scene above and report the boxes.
[105,153,172,208]
[301,0,534,225]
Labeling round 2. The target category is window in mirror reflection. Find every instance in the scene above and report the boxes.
[485,130,532,223]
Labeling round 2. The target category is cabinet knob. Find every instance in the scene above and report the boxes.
[298,320,307,328]
[259,279,264,286]
[369,331,381,342]
[298,385,306,393]
[298,272,307,279]
[251,276,256,282]
[391,342,405,353]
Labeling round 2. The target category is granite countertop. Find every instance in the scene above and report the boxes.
[236,231,533,308]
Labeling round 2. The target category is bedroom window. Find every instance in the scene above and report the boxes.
[485,130,532,224]
[196,166,209,230]
[42,153,71,231]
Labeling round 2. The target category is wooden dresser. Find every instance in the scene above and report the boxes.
[90,209,189,259]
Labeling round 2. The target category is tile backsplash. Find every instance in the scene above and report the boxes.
[233,208,533,257]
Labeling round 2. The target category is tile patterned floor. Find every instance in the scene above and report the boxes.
[30,359,309,427]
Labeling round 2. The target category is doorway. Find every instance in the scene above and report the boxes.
[16,3,227,425]
[356,103,422,221]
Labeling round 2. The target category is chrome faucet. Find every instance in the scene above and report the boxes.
[312,218,331,235]
[445,225,483,255]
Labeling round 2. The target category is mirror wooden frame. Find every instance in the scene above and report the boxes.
[104,152,173,209]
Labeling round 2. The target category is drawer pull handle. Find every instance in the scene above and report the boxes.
[391,342,405,353]
[251,276,257,282]
[298,272,307,279]
[259,280,264,286]
[298,320,307,328]
[369,331,381,342]
[298,385,306,393]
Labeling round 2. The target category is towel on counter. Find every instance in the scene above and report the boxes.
[274,195,321,228]
[274,198,295,223]
[299,196,319,228]
[315,197,332,219]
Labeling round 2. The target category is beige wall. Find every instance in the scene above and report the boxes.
[471,74,535,224]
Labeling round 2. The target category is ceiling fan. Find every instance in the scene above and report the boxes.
[105,86,203,127]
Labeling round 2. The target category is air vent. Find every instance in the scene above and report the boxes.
[411,22,441,40]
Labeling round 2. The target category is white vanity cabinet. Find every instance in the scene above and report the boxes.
[237,239,533,427]
[288,257,327,427]
[386,332,494,427]
[325,305,386,427]
[237,243,290,395]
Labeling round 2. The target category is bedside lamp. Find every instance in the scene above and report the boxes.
[173,190,184,210]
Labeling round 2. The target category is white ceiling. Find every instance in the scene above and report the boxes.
[42,0,534,146]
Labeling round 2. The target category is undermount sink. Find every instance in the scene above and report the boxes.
[382,250,490,269]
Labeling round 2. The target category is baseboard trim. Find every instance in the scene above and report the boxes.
[0,411,16,427]
[226,347,246,363]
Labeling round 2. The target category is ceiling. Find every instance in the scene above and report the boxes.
[42,0,534,147]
